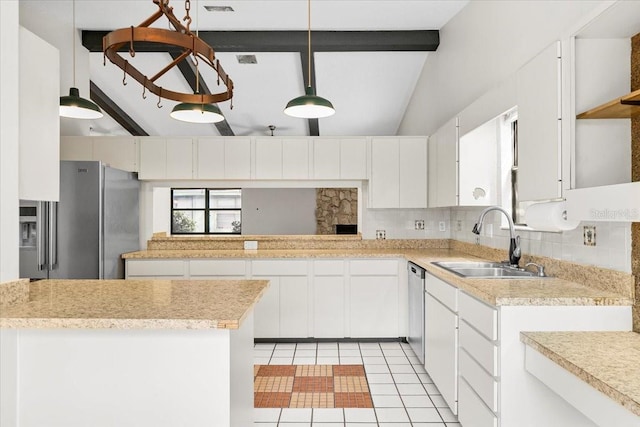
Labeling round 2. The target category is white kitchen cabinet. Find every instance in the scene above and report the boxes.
[125,259,187,279]
[254,138,309,180]
[313,137,367,180]
[340,138,367,179]
[312,138,341,179]
[312,260,345,338]
[139,137,193,180]
[424,273,459,414]
[428,118,458,208]
[279,276,309,338]
[188,259,247,278]
[399,137,428,208]
[282,138,310,179]
[458,118,499,206]
[254,137,283,179]
[195,137,251,180]
[252,275,281,338]
[61,137,139,173]
[370,137,428,208]
[516,41,562,201]
[19,27,60,201]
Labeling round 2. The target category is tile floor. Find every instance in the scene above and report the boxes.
[254,341,462,427]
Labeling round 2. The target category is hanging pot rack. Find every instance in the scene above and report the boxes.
[102,0,233,106]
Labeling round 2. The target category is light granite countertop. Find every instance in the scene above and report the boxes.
[122,248,633,307]
[521,331,640,417]
[0,279,269,330]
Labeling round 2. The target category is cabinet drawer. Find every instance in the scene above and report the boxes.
[459,320,499,375]
[313,260,345,276]
[459,291,497,340]
[459,349,498,412]
[458,378,498,427]
[189,260,246,276]
[252,260,308,276]
[126,260,185,277]
[426,274,458,311]
[350,259,398,276]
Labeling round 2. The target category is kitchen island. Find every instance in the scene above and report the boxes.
[0,278,269,427]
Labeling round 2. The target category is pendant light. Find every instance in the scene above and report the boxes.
[59,0,103,119]
[170,0,225,124]
[284,0,335,119]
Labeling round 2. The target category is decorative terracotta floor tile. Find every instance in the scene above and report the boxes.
[255,364,371,408]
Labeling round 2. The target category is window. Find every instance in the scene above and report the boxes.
[171,189,241,234]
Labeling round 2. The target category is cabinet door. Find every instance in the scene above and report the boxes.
[370,138,400,208]
[19,27,59,201]
[255,137,283,179]
[313,276,345,338]
[399,137,428,208]
[340,138,367,179]
[282,138,310,179]
[60,137,93,162]
[517,41,561,201]
[429,118,458,207]
[313,138,341,179]
[253,276,280,339]
[166,138,193,179]
[196,138,225,179]
[425,292,458,414]
[93,137,138,172]
[224,137,251,179]
[279,276,309,338]
[350,276,398,337]
[138,138,167,179]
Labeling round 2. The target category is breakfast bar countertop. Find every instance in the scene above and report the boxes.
[0,279,269,330]
[521,331,640,418]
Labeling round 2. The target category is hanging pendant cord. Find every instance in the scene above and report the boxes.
[307,0,311,88]
[72,0,77,86]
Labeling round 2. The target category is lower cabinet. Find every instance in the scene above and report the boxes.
[424,273,459,414]
[125,257,404,339]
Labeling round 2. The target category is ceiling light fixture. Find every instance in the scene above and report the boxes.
[60,0,103,119]
[284,0,335,119]
[103,0,233,112]
[169,0,225,124]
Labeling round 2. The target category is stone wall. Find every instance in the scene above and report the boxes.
[316,188,358,235]
[631,33,640,332]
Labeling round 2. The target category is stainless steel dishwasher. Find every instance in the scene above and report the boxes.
[407,262,425,364]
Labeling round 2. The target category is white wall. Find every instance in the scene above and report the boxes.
[451,206,631,273]
[0,1,20,282]
[399,0,604,136]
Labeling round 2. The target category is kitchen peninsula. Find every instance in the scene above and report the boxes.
[0,278,268,427]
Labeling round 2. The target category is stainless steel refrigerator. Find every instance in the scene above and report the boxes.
[19,161,139,279]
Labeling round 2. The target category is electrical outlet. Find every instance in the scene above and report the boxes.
[415,220,425,230]
[456,220,462,232]
[583,225,596,246]
[376,229,386,240]
[438,221,446,232]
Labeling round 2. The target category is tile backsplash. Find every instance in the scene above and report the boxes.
[361,207,451,240]
[450,206,632,273]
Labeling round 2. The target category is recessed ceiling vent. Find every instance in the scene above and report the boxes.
[204,6,234,12]
[236,55,257,64]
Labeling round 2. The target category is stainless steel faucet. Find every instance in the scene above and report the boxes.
[472,206,521,267]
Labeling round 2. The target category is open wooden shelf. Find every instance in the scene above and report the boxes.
[577,88,640,119]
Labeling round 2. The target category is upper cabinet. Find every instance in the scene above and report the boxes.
[312,137,367,180]
[370,137,428,209]
[516,41,562,202]
[254,137,309,180]
[428,119,458,208]
[139,137,193,180]
[458,118,499,206]
[19,27,60,201]
[195,137,251,180]
[61,136,138,172]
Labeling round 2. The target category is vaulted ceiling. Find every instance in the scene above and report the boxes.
[21,0,468,137]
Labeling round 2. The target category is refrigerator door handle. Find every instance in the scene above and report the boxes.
[49,202,58,270]
[36,201,47,270]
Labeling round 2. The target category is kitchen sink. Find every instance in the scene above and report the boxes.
[432,261,544,279]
